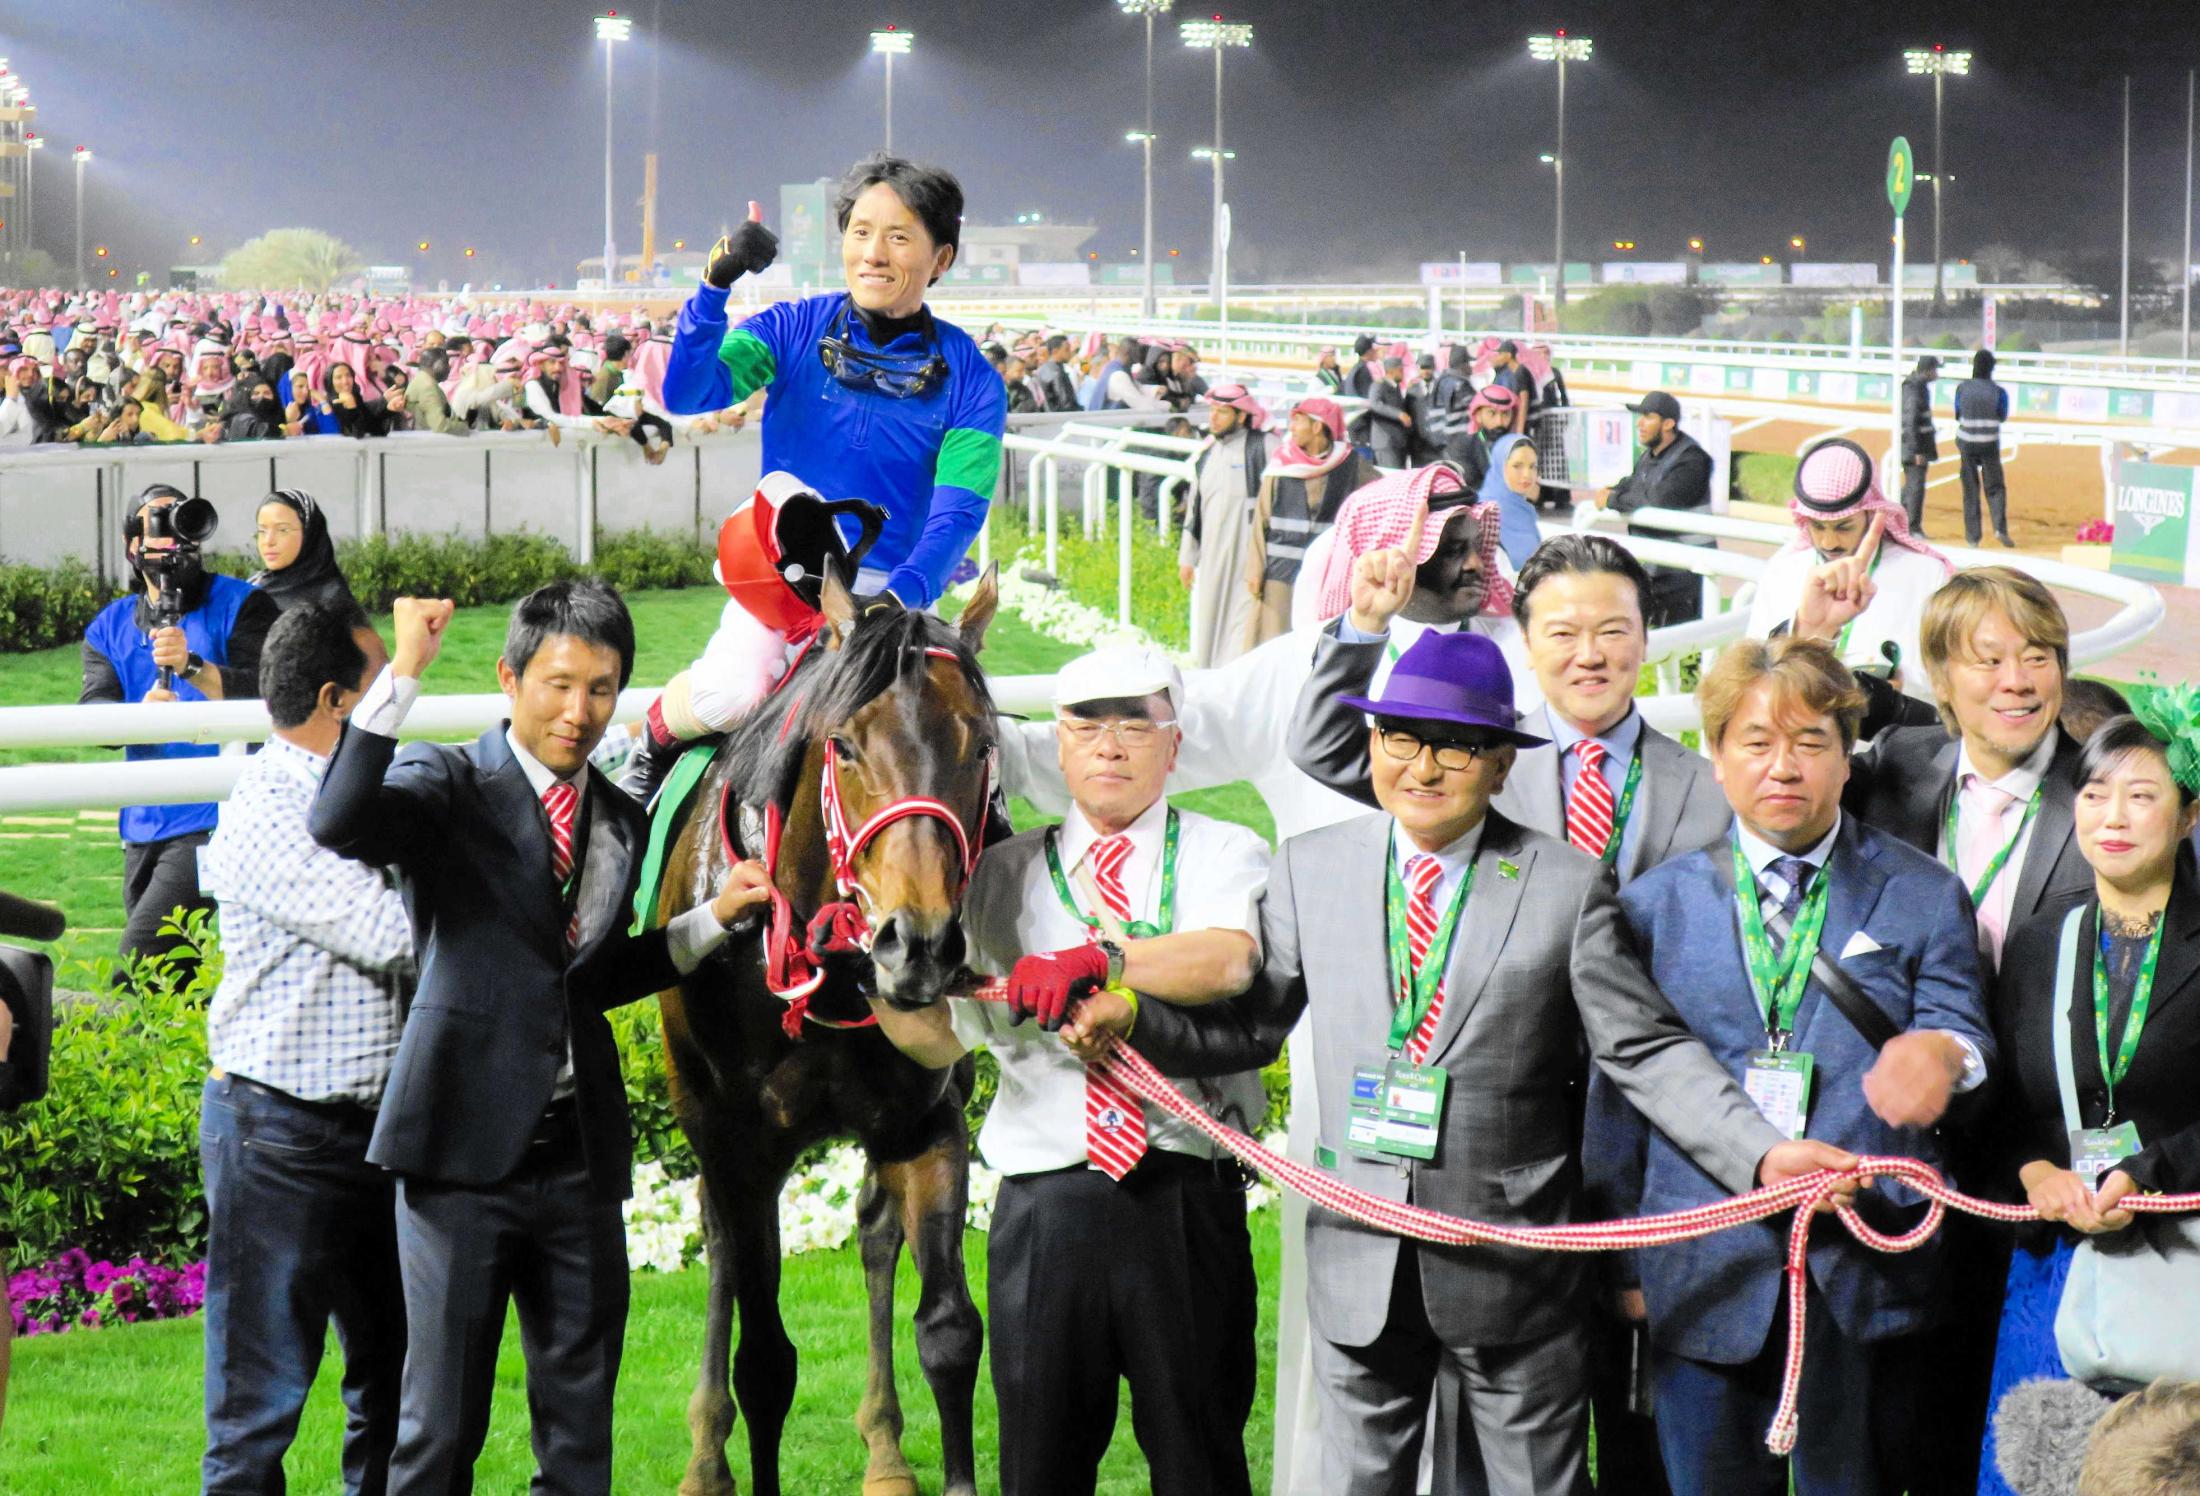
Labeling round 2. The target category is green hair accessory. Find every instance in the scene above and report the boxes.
[2123,675,2200,798]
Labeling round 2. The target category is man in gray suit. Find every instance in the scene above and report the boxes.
[1290,529,1729,1492]
[1100,629,1854,1496]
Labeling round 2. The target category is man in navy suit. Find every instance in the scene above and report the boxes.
[311,583,770,1496]
[1586,636,1994,1496]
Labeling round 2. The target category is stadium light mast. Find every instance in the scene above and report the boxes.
[1182,16,1252,310]
[1119,0,1174,321]
[871,28,913,153]
[71,144,90,289]
[1530,31,1592,322]
[595,12,632,288]
[1904,45,1971,306]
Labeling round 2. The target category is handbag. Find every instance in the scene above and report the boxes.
[2048,903,2200,1387]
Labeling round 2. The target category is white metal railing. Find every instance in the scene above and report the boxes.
[0,675,1061,812]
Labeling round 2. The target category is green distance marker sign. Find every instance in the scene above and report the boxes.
[1887,136,1914,218]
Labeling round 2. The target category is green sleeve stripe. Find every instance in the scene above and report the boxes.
[718,328,776,400]
[936,428,1002,498]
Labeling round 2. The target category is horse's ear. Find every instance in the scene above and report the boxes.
[958,563,999,653]
[818,562,857,648]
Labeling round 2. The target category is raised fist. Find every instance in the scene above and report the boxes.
[706,203,778,289]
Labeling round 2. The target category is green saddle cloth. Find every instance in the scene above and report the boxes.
[629,745,724,935]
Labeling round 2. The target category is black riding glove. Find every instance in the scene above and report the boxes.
[705,222,780,289]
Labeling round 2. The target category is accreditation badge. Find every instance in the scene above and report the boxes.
[2068,1122,2142,1190]
[1348,1058,1447,1163]
[1743,1050,1815,1141]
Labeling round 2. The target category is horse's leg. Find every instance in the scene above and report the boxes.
[680,1174,740,1496]
[853,1160,918,1496]
[881,1110,984,1496]
[723,1168,799,1496]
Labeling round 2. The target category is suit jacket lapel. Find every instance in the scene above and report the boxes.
[1424,815,1534,1066]
[1921,736,1962,857]
[1627,725,1694,880]
[2140,872,2200,1024]
[1792,819,1889,1052]
[1506,707,1565,840]
[572,773,640,963]
[477,727,567,952]
[2012,728,2082,921]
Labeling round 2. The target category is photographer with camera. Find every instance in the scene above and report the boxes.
[81,485,279,977]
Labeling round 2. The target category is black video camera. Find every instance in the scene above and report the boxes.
[135,495,219,688]
[0,888,63,1112]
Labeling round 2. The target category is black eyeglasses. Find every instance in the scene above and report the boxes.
[1377,728,1497,772]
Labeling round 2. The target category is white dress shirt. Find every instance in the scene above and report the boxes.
[1733,812,1985,1090]
[949,797,1272,1174]
[1387,816,1486,911]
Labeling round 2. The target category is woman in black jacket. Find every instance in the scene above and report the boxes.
[1978,707,2200,1495]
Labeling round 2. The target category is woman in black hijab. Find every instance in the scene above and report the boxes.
[249,489,355,612]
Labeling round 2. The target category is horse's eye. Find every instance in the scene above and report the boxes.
[829,736,857,764]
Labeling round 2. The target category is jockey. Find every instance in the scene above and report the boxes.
[626,154,1006,800]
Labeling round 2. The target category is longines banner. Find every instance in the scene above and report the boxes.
[2110,460,2199,584]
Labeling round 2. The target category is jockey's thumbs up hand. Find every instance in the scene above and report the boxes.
[705,204,779,289]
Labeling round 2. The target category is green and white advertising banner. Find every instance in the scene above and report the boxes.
[2110,460,2199,583]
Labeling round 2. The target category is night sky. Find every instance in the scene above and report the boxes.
[3,0,2198,288]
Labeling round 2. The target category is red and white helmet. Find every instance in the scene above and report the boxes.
[715,471,885,633]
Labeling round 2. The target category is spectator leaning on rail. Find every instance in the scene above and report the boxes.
[1584,391,1718,628]
[81,485,279,978]
[1955,347,2014,548]
[628,153,1007,800]
[196,601,412,1496]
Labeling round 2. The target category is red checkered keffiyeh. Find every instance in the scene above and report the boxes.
[1310,465,1514,622]
[1787,438,1953,576]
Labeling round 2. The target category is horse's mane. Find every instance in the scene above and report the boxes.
[721,606,994,813]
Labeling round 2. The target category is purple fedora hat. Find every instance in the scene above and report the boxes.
[1337,630,1549,746]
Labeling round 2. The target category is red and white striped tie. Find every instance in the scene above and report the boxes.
[1082,833,1147,1179]
[543,781,581,950]
[1401,853,1447,1063]
[1567,739,1615,858]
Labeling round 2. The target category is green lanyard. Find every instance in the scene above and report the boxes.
[1941,785,2042,906]
[1588,747,1645,868]
[1382,847,1476,1052]
[1832,544,1886,659]
[2092,910,2165,1124]
[1043,810,1179,939]
[1731,838,1832,1046]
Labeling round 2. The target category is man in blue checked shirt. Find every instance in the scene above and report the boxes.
[196,601,414,1495]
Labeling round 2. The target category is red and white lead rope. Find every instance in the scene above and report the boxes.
[957,977,2200,1456]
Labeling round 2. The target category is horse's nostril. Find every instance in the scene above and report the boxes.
[869,916,906,968]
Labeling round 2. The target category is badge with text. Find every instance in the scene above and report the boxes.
[1744,1050,1815,1140]
[1347,1059,1448,1163]
[2069,1122,2142,1191]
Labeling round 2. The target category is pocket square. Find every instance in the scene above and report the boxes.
[1839,931,1884,959]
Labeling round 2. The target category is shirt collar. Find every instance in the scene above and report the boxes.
[1956,726,2058,798]
[1735,812,1841,878]
[504,726,585,803]
[1060,793,1169,874]
[262,733,331,782]
[1545,704,1643,762]
[1390,817,1486,880]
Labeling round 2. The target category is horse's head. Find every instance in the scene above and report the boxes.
[808,565,999,1007]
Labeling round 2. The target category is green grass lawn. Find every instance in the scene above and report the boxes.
[0,579,1291,1489]
[1,1213,1284,1494]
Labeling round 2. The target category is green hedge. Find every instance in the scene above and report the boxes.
[989,487,1190,652]
[0,528,713,653]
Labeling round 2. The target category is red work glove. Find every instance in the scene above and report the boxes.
[806,903,868,959]
[1006,944,1110,1032]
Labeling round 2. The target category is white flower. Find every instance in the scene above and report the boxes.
[952,554,1187,662]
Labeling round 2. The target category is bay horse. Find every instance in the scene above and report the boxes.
[650,566,1000,1496]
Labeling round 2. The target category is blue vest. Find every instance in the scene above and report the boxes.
[85,572,257,845]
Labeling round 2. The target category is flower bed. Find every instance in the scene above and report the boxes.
[8,1248,206,1336]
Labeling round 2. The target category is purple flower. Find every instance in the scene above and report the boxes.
[79,1308,101,1327]
[84,1261,118,1295]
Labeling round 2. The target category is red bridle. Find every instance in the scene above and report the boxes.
[748,645,992,1035]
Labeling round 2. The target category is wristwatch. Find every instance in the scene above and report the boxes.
[1097,937,1127,988]
[182,652,207,681]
